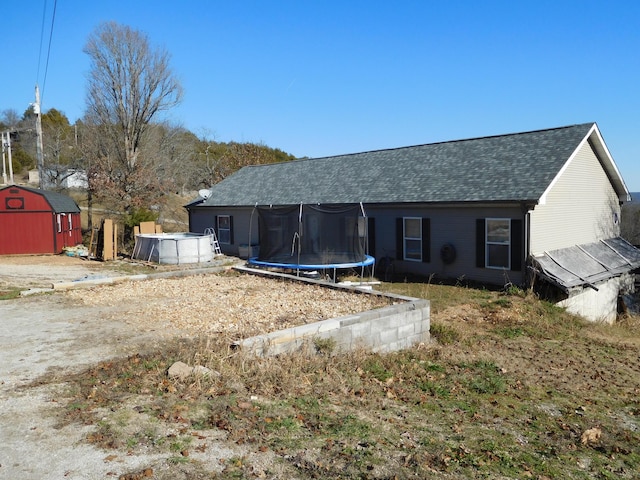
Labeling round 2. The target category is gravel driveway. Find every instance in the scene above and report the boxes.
[0,255,389,479]
[0,252,195,478]
[0,292,178,478]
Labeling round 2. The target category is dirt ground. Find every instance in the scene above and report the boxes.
[0,255,390,480]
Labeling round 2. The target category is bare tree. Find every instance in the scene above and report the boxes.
[1,109,21,129]
[83,21,183,214]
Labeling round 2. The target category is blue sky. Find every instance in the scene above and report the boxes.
[2,1,639,190]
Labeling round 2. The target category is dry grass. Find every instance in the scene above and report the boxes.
[34,278,640,479]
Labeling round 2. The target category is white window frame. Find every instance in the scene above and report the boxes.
[217,215,231,245]
[485,218,510,269]
[403,217,422,262]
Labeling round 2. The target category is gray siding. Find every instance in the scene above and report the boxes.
[366,204,525,286]
[190,204,526,286]
[189,207,258,257]
[530,141,621,253]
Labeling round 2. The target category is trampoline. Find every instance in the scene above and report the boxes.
[246,203,375,281]
[248,254,375,270]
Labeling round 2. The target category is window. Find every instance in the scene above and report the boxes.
[403,217,422,261]
[486,218,510,269]
[217,215,231,244]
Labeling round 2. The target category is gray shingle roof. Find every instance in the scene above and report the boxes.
[192,123,597,207]
[1,185,81,213]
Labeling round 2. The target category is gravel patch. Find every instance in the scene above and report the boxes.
[64,273,394,337]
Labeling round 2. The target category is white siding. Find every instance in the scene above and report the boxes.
[530,142,621,254]
[557,274,634,323]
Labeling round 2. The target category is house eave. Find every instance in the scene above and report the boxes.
[187,198,541,210]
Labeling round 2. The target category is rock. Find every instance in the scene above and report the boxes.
[168,361,218,379]
[192,365,217,377]
[167,361,193,379]
[581,427,602,445]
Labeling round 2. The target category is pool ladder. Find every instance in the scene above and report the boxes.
[204,228,222,256]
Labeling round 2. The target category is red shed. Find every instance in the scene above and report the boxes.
[0,185,83,255]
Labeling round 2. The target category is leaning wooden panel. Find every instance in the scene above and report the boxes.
[139,221,156,234]
[103,219,114,260]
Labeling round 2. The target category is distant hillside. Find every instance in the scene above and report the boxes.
[630,192,640,203]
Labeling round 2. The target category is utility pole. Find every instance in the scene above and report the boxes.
[7,132,14,185]
[34,84,45,189]
[1,131,7,185]
[1,131,15,185]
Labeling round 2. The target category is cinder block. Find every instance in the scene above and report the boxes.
[350,321,372,338]
[379,328,398,344]
[316,319,341,333]
[339,315,362,327]
[398,323,416,339]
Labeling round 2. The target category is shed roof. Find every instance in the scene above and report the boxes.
[189,123,629,208]
[532,237,640,292]
[0,185,81,213]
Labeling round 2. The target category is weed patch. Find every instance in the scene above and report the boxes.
[34,280,640,479]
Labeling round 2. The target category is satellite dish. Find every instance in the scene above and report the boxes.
[198,189,212,199]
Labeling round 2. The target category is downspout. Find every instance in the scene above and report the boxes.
[522,202,536,288]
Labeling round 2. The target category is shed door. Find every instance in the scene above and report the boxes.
[57,213,81,249]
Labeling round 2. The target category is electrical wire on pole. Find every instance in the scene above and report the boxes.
[34,0,58,190]
[34,86,45,189]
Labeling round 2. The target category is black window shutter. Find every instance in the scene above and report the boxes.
[476,219,485,268]
[510,219,522,271]
[396,218,404,260]
[229,216,234,245]
[367,217,376,257]
[422,218,430,263]
[214,215,218,235]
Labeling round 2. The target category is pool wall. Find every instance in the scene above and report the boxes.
[132,233,215,264]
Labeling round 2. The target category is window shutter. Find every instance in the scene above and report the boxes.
[422,218,431,263]
[229,216,234,245]
[367,217,376,257]
[476,219,485,268]
[396,218,404,260]
[214,215,218,236]
[510,219,522,271]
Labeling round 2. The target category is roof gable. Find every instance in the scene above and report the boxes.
[0,185,81,213]
[539,123,630,204]
[192,123,628,207]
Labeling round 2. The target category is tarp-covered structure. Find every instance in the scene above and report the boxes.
[253,204,370,268]
[531,237,640,292]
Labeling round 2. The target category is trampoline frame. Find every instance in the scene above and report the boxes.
[247,254,375,282]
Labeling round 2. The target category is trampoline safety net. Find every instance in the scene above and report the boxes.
[257,204,368,266]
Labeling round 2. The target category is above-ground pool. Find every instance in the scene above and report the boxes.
[132,233,215,264]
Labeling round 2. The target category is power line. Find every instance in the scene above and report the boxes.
[36,0,58,105]
[36,0,47,83]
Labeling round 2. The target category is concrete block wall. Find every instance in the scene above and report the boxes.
[235,296,430,357]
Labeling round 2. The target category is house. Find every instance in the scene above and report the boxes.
[28,167,89,190]
[186,123,640,322]
[0,185,83,255]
